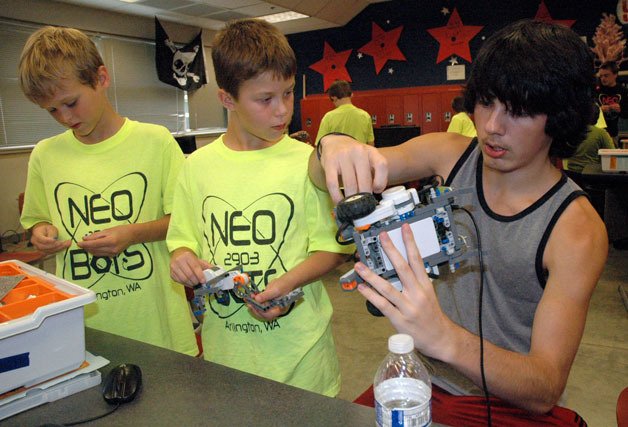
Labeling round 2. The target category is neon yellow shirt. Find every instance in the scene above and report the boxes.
[447,112,477,137]
[316,103,374,144]
[595,108,607,129]
[167,135,354,396]
[21,119,197,356]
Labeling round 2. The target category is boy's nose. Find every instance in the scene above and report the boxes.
[276,100,291,117]
[484,107,506,135]
[60,109,73,125]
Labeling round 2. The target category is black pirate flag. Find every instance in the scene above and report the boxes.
[155,17,207,91]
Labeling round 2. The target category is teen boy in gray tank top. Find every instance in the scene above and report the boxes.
[429,140,587,396]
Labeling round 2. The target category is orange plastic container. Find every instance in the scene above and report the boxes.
[0,264,73,321]
[0,260,95,395]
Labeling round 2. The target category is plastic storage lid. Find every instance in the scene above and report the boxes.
[388,333,414,354]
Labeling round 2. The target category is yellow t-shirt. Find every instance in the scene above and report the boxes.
[167,135,354,396]
[316,103,374,144]
[595,108,607,129]
[447,112,477,137]
[21,119,197,356]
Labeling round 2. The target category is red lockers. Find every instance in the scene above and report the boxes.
[300,84,464,142]
[300,97,333,140]
[420,92,441,134]
[403,95,420,126]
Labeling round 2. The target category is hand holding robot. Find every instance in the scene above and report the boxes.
[334,183,476,315]
[190,265,304,316]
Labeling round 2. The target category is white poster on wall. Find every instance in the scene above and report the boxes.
[447,64,466,81]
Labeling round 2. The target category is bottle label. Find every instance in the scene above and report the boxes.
[374,378,431,427]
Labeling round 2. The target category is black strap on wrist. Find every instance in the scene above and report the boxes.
[316,132,351,161]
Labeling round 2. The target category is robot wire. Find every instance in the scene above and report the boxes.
[454,205,492,427]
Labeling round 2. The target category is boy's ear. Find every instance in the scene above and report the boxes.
[218,89,236,111]
[96,65,111,88]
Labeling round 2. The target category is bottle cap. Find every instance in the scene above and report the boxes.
[388,333,414,354]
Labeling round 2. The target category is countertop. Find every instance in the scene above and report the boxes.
[3,328,377,426]
[581,164,628,185]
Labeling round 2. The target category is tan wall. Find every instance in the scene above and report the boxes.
[189,29,225,130]
[0,0,225,234]
[0,152,30,235]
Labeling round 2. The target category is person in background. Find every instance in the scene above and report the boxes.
[18,26,197,355]
[565,104,614,220]
[315,79,374,145]
[447,95,477,137]
[596,61,628,143]
[166,19,353,396]
[309,19,607,426]
[566,104,615,175]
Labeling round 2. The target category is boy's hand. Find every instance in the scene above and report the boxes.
[30,223,71,254]
[319,134,388,203]
[170,248,211,288]
[248,278,292,321]
[77,224,134,257]
[354,224,456,359]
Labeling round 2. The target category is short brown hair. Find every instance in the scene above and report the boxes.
[327,80,352,99]
[451,96,465,113]
[19,26,104,103]
[211,19,296,98]
[599,61,618,75]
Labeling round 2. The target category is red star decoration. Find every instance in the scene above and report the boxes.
[427,8,483,64]
[534,1,575,28]
[309,42,353,91]
[359,22,407,75]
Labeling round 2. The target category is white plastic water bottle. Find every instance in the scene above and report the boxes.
[374,334,432,427]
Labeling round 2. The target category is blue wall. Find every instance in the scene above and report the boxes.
[287,0,623,132]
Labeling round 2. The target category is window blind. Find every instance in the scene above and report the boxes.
[0,20,186,153]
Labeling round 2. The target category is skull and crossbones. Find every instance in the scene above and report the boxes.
[165,39,201,87]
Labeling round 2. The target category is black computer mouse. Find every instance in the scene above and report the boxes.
[102,363,142,404]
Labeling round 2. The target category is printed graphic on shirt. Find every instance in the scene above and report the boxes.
[54,172,154,288]
[599,93,622,119]
[201,192,294,318]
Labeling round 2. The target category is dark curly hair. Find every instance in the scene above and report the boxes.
[464,20,595,158]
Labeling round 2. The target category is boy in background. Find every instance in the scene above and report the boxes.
[596,61,628,143]
[167,19,353,396]
[566,104,615,175]
[315,80,374,145]
[19,26,197,355]
[447,95,477,137]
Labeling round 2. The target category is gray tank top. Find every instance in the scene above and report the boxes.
[427,139,586,395]
[437,140,587,354]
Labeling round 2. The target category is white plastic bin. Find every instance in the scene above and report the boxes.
[598,149,628,172]
[0,260,95,395]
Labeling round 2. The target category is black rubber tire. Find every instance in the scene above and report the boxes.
[335,193,378,223]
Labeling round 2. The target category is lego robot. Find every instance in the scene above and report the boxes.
[335,185,475,311]
[190,265,304,315]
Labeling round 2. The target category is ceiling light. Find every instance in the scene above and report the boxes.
[118,0,143,3]
[260,11,309,24]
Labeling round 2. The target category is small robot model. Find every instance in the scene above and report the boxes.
[190,265,304,315]
[335,184,475,314]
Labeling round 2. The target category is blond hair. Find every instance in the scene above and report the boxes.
[211,19,296,98]
[19,26,104,103]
